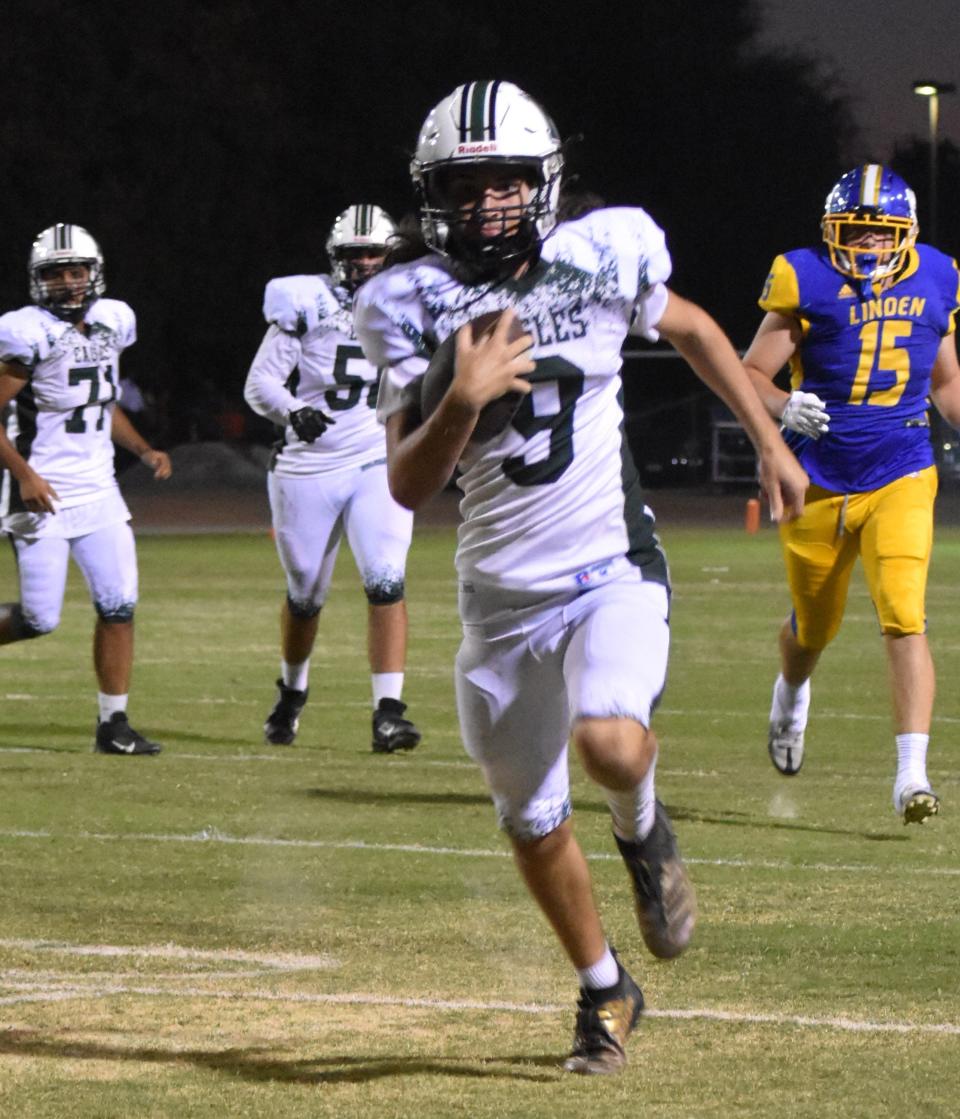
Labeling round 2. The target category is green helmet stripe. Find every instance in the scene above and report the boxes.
[461,80,498,141]
[470,80,488,139]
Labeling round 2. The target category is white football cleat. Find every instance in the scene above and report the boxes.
[768,721,805,776]
[896,785,940,826]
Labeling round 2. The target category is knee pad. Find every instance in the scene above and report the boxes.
[364,573,405,606]
[287,594,322,620]
[3,603,50,639]
[497,796,572,842]
[95,602,136,624]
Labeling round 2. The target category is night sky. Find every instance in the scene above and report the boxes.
[1,0,954,450]
[758,0,960,156]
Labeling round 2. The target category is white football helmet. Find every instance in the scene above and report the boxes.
[29,223,105,320]
[325,204,396,291]
[411,80,564,281]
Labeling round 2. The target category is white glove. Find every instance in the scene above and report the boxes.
[781,391,830,438]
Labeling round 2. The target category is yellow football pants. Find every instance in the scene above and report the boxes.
[779,465,937,649]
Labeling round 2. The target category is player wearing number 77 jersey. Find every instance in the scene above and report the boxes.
[0,223,171,756]
[355,80,806,1075]
[743,164,960,823]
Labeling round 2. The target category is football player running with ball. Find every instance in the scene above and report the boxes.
[744,165,960,824]
[244,205,420,754]
[354,81,807,1074]
[0,224,171,755]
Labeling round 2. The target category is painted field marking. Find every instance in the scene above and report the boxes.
[0,827,957,877]
[0,938,337,971]
[0,978,956,1037]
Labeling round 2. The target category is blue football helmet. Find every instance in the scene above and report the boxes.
[821,164,918,281]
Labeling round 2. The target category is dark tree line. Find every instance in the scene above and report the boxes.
[1,1,865,444]
[892,138,960,260]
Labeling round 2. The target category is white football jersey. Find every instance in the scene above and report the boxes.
[245,274,385,477]
[355,207,672,600]
[0,300,135,518]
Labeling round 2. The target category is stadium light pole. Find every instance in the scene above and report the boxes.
[912,80,956,245]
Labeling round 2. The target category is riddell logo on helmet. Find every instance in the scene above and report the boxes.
[456,142,499,155]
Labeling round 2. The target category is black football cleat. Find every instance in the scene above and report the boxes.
[371,698,421,754]
[94,712,162,756]
[264,679,308,746]
[563,953,644,1075]
[615,800,697,960]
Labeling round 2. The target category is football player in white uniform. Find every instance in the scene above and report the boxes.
[244,204,420,753]
[0,224,171,755]
[354,81,808,1074]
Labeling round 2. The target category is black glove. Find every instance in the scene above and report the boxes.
[289,406,335,443]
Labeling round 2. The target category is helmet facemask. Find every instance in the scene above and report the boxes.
[419,157,562,284]
[821,211,917,281]
[821,165,918,282]
[28,224,106,322]
[332,246,389,293]
[411,81,565,285]
[325,204,396,293]
[31,260,103,322]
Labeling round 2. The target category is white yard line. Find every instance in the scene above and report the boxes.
[0,827,957,877]
[0,978,955,1037]
[0,938,337,970]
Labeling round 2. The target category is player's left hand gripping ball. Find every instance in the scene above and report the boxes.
[420,310,533,443]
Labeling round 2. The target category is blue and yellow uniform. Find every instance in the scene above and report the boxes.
[759,244,960,646]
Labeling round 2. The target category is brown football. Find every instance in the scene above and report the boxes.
[419,310,530,444]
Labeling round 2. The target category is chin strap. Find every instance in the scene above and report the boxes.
[448,224,541,285]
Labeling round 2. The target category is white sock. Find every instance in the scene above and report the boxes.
[576,944,619,991]
[98,692,127,723]
[605,756,657,843]
[372,672,403,706]
[770,674,810,730]
[893,733,930,807]
[281,660,309,692]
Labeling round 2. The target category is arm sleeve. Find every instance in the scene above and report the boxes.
[243,325,303,424]
[93,300,137,350]
[622,209,673,340]
[263,275,327,334]
[0,311,41,368]
[758,255,801,317]
[629,282,670,340]
[354,275,431,423]
[945,258,960,336]
[116,302,137,349]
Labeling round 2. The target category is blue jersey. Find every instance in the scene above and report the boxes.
[759,244,960,492]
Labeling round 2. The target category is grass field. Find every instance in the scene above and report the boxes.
[1,516,958,1118]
